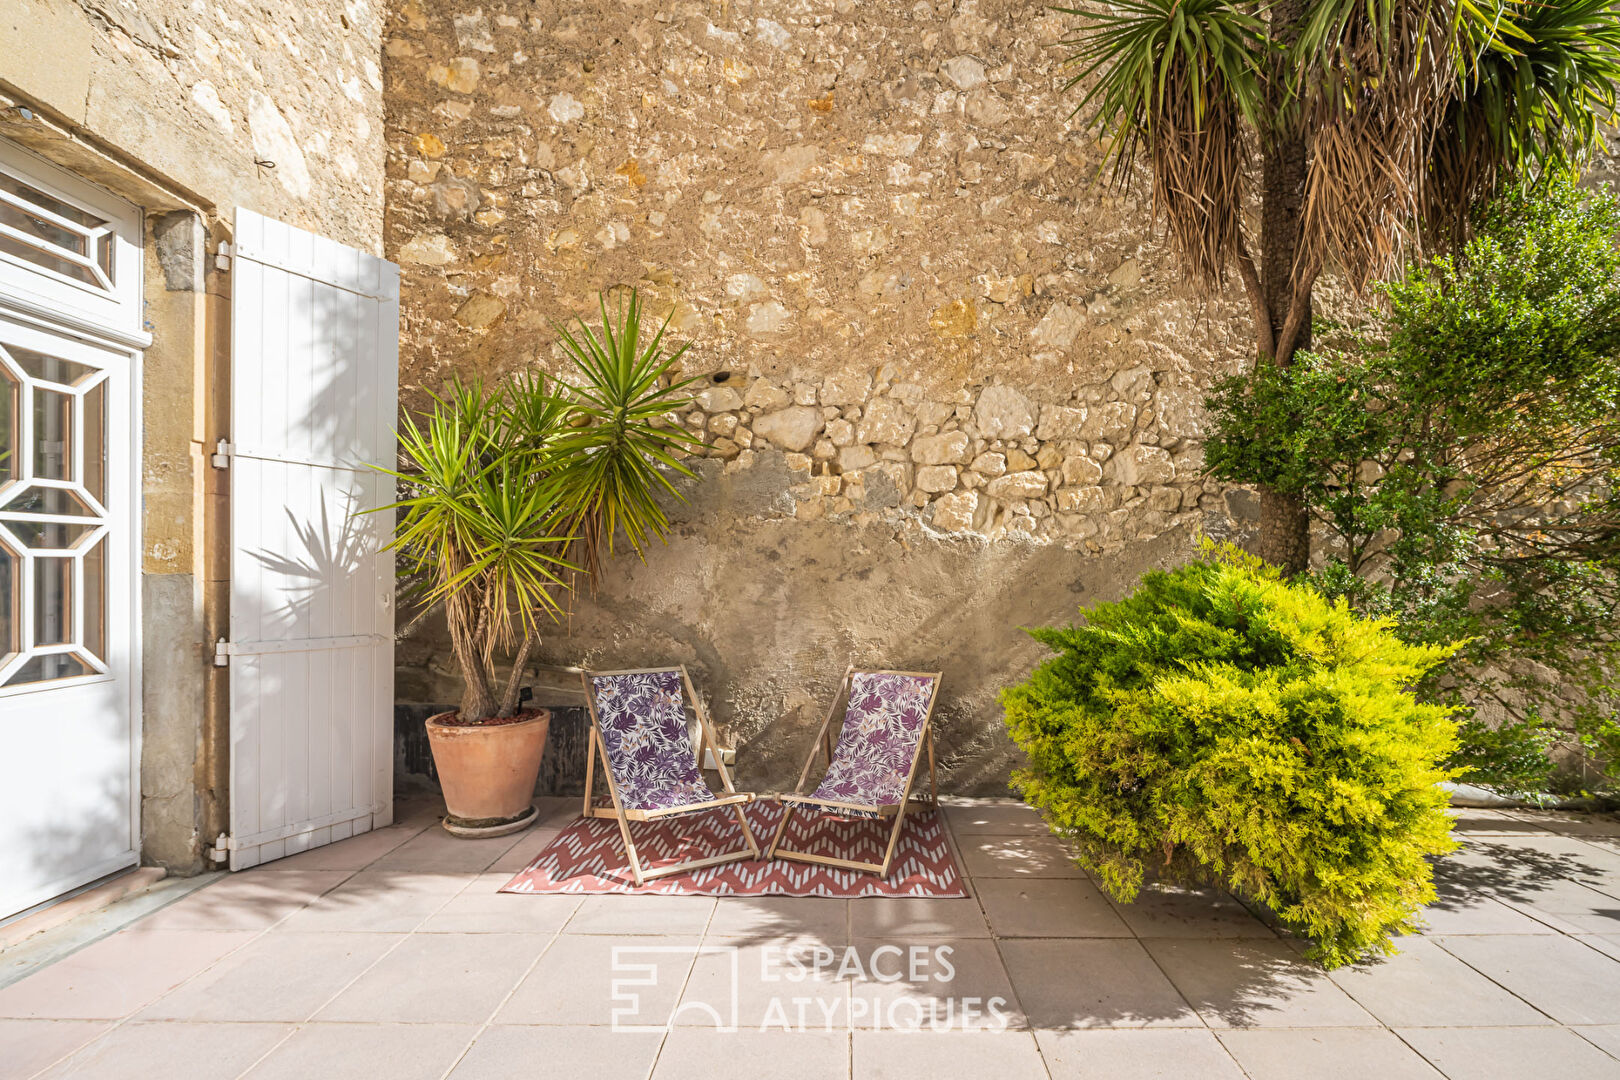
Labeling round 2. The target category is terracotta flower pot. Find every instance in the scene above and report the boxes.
[425,708,551,836]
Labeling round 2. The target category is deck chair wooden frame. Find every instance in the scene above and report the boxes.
[767,666,942,878]
[580,665,760,886]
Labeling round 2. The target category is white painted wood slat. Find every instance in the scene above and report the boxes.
[227,209,398,871]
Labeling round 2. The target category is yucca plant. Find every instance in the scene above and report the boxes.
[546,289,707,583]
[380,289,701,722]
[1055,0,1620,574]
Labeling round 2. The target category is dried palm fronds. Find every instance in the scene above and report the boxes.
[1059,0,1269,288]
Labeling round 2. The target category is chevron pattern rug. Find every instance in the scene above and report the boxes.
[499,802,966,897]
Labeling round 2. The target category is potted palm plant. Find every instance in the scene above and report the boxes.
[382,290,700,836]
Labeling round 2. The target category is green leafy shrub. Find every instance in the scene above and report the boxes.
[1002,545,1462,967]
[1205,174,1620,792]
[1448,717,1558,793]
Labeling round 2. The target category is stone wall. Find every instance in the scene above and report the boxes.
[3,0,387,252]
[383,0,1258,792]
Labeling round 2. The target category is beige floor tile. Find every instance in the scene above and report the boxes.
[1325,936,1550,1028]
[975,878,1132,938]
[369,824,537,874]
[849,939,1023,1031]
[1107,885,1276,939]
[1001,939,1199,1030]
[1495,877,1620,935]
[943,805,1050,837]
[1217,1027,1443,1079]
[137,931,401,1021]
[854,1030,1046,1078]
[250,823,422,871]
[126,870,352,931]
[273,869,475,932]
[487,826,563,873]
[705,898,849,942]
[565,895,718,936]
[394,795,450,828]
[956,834,1084,879]
[37,1021,293,1079]
[1398,1025,1620,1080]
[316,932,546,1024]
[0,930,255,1019]
[1501,811,1620,837]
[417,873,583,934]
[1035,1029,1247,1080]
[1573,1025,1620,1061]
[532,797,578,825]
[447,1025,664,1080]
[1447,810,1556,835]
[0,1019,111,1080]
[1143,939,1376,1029]
[650,1028,849,1080]
[848,897,990,941]
[495,934,701,1026]
[1577,934,1620,962]
[1434,934,1620,1025]
[242,1022,477,1080]
[1417,892,1562,935]
[676,938,849,1030]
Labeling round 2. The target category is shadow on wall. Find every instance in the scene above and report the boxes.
[393,453,1213,796]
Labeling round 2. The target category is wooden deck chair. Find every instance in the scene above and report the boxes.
[767,667,942,878]
[580,665,760,886]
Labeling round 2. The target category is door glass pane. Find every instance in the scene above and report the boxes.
[32,387,71,480]
[33,556,70,646]
[8,518,94,549]
[12,654,92,682]
[83,380,104,505]
[83,535,104,662]
[0,363,14,489]
[3,344,97,387]
[3,486,94,516]
[0,173,113,291]
[0,536,16,662]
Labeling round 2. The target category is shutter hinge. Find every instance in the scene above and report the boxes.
[214,242,231,271]
[213,637,231,667]
[211,438,230,469]
[207,833,231,864]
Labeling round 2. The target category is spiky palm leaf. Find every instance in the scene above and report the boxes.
[380,378,578,719]
[1425,0,1620,243]
[1058,0,1268,288]
[547,290,704,580]
[1291,0,1461,291]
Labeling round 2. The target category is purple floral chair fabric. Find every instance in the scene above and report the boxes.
[589,670,714,812]
[785,672,937,817]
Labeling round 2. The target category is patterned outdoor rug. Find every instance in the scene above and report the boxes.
[499,801,966,897]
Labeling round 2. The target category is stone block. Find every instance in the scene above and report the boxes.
[911,430,970,465]
[974,385,1036,439]
[753,406,824,452]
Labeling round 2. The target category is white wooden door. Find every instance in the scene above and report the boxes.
[224,209,398,870]
[0,140,143,920]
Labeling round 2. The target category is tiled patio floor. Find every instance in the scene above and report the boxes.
[3,797,1620,1079]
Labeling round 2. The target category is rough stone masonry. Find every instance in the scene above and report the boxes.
[382,0,1264,792]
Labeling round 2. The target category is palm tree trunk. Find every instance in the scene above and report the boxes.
[448,587,496,720]
[1255,0,1313,576]
[497,634,534,718]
